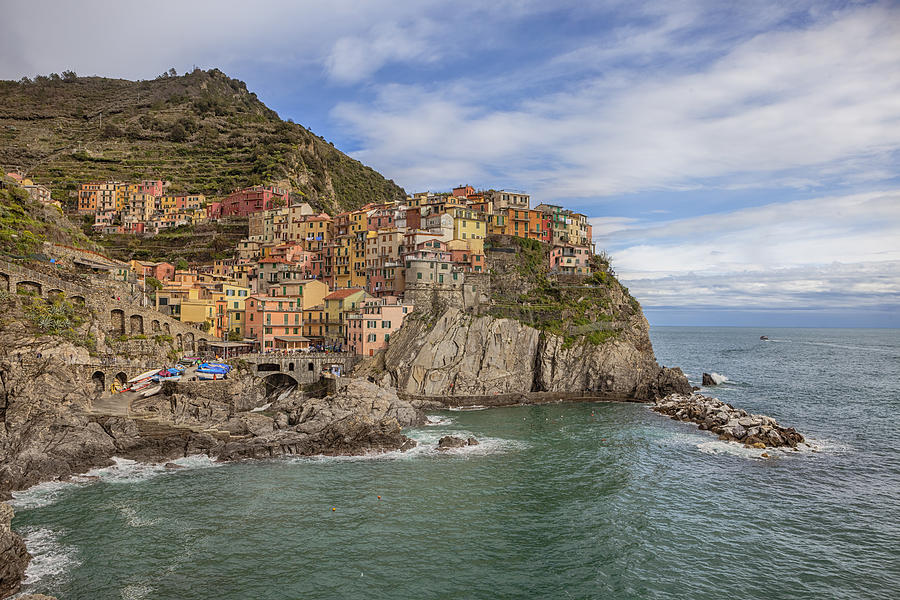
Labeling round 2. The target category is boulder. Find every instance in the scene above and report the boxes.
[466,437,480,446]
[437,436,467,450]
[702,373,718,386]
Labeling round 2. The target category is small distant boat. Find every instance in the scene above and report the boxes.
[760,335,769,340]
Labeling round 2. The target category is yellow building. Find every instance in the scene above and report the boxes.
[323,288,369,343]
[180,297,217,329]
[448,206,485,241]
[270,279,330,309]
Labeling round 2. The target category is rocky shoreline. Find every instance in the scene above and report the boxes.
[0,502,29,599]
[652,393,805,449]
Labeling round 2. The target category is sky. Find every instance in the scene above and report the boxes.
[1,0,899,327]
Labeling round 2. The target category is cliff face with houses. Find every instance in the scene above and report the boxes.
[365,236,691,402]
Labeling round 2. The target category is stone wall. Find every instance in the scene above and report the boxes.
[0,259,210,352]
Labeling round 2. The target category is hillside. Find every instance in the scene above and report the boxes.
[0,177,96,256]
[0,68,405,213]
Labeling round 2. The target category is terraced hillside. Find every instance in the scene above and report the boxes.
[0,69,405,213]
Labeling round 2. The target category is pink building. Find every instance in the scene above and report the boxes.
[346,296,414,356]
[207,201,223,220]
[138,180,164,197]
[245,295,305,350]
[549,245,592,275]
[220,186,289,217]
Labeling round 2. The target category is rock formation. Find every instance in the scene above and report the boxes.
[0,502,29,599]
[373,307,689,401]
[652,393,805,448]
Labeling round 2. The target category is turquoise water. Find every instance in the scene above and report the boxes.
[11,327,900,599]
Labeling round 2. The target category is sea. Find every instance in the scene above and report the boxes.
[9,327,900,600]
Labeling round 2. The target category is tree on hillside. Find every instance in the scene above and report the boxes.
[169,122,187,142]
[62,70,77,82]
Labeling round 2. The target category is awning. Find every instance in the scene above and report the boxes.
[274,336,311,342]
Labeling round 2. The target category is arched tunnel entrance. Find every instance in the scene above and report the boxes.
[263,373,298,400]
[91,371,105,395]
[111,371,128,393]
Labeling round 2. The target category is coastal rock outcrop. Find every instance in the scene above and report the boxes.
[374,308,690,401]
[0,502,30,599]
[702,373,717,386]
[218,378,424,460]
[652,393,805,448]
[437,436,479,450]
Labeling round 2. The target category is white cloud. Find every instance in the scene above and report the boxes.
[325,20,439,84]
[598,190,900,311]
[333,3,900,198]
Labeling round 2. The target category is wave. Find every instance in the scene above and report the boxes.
[10,480,83,510]
[447,405,489,411]
[115,503,160,528]
[16,527,80,591]
[120,583,155,600]
[705,372,729,385]
[424,415,454,426]
[10,455,222,510]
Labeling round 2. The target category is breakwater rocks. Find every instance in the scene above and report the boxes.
[653,393,805,448]
[0,502,29,599]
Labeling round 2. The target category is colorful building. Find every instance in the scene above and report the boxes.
[346,297,412,356]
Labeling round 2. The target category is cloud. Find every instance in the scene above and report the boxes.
[332,3,900,197]
[597,190,900,312]
[325,20,439,84]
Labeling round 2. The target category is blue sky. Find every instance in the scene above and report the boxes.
[2,0,899,327]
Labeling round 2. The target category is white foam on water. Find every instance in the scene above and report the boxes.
[11,455,223,510]
[121,583,154,600]
[447,405,488,411]
[115,503,159,528]
[424,415,454,426]
[708,372,729,385]
[9,480,84,510]
[17,527,80,589]
[697,440,769,460]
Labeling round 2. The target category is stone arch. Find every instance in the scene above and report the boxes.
[47,288,64,298]
[151,320,160,333]
[263,372,298,399]
[163,322,171,335]
[91,371,105,395]
[16,280,42,296]
[129,314,144,335]
[176,333,183,349]
[111,371,127,393]
[110,309,125,336]
[69,295,85,305]
[184,332,195,352]
[257,363,281,372]
[288,362,294,371]
[0,272,8,291]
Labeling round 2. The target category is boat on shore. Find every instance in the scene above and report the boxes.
[760,335,769,340]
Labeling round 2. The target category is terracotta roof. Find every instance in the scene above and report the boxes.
[324,288,364,300]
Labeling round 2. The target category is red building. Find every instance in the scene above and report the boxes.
[220,186,289,217]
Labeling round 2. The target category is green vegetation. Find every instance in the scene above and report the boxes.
[22,293,95,351]
[486,236,630,346]
[0,68,406,214]
[96,219,248,262]
[0,180,96,257]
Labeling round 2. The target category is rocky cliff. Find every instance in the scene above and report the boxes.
[0,502,29,599]
[367,236,689,401]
